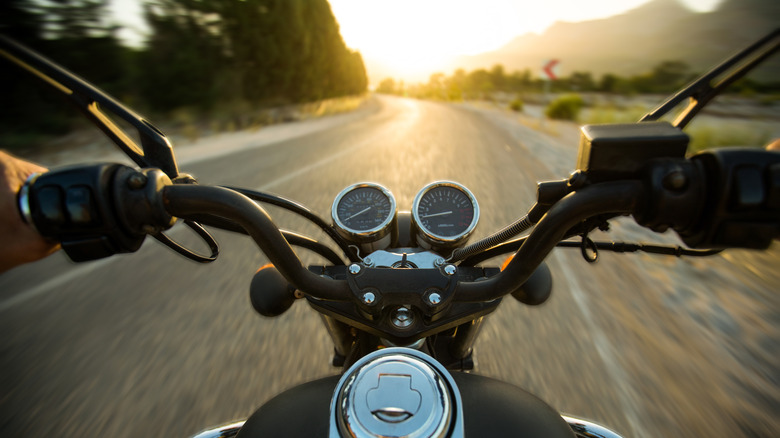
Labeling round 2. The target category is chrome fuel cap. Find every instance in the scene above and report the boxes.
[330,348,463,438]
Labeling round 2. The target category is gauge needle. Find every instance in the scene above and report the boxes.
[422,211,452,218]
[345,206,371,221]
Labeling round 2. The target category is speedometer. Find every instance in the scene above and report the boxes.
[332,182,397,252]
[412,181,479,250]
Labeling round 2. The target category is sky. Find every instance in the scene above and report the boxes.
[327,0,720,79]
[110,0,721,80]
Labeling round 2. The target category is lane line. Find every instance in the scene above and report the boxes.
[553,251,648,438]
[0,257,114,312]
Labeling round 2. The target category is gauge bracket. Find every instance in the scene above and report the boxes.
[306,265,501,344]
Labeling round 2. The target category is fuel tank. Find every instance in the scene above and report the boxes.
[236,350,574,437]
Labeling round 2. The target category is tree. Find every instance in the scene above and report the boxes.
[650,60,689,91]
[376,78,396,94]
[0,0,130,145]
[489,64,506,92]
[569,71,595,92]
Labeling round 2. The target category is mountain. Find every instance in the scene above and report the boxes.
[450,0,779,82]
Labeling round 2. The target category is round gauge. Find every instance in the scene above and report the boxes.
[332,183,397,249]
[412,181,479,249]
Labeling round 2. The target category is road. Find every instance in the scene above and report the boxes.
[1,95,778,437]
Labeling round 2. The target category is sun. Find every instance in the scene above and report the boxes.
[328,0,525,81]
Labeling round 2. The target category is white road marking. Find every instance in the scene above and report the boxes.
[553,251,648,438]
[0,257,114,312]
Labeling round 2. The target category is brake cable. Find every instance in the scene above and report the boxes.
[153,220,219,263]
[579,234,599,263]
[556,241,722,258]
[459,236,722,267]
[224,186,359,262]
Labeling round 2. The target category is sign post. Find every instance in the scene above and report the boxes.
[540,59,559,124]
[541,59,559,81]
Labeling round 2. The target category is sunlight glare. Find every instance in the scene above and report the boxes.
[328,0,722,81]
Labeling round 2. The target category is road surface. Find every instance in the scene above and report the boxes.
[1,95,778,437]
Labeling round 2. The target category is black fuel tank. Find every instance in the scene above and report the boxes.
[236,372,574,437]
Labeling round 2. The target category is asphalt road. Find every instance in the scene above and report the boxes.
[1,95,778,437]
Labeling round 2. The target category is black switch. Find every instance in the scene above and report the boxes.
[37,186,66,225]
[66,186,97,225]
[767,163,780,210]
[732,165,764,210]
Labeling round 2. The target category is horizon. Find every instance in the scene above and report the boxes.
[110,0,722,84]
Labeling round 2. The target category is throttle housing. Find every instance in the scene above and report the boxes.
[19,163,175,261]
[680,148,780,249]
[634,148,780,249]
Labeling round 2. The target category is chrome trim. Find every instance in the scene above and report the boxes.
[562,415,624,438]
[329,347,465,438]
[18,171,41,228]
[362,248,443,268]
[332,182,397,248]
[381,337,426,349]
[189,421,245,438]
[411,181,479,251]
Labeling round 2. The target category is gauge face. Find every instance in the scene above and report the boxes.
[413,182,479,247]
[332,183,397,240]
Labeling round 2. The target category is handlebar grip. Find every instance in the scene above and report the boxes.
[19,163,175,261]
[636,148,780,249]
[683,148,780,249]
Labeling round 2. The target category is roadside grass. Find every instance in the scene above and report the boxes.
[2,94,370,156]
[579,104,649,124]
[580,102,775,153]
[299,94,368,118]
[685,122,772,153]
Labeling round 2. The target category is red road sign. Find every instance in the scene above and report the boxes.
[542,59,559,81]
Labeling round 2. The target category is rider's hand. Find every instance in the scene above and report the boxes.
[0,151,60,273]
[767,139,780,151]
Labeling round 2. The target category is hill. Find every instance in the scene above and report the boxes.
[451,0,779,81]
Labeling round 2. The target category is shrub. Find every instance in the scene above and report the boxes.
[509,97,524,112]
[545,94,585,121]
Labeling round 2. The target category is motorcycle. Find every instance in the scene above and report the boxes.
[1,28,778,438]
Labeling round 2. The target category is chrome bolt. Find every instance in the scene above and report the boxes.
[434,257,445,267]
[391,307,414,329]
[363,257,373,266]
[443,264,457,276]
[362,292,376,305]
[427,292,442,306]
[348,264,361,275]
[127,173,148,190]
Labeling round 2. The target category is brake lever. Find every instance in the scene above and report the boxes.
[0,35,179,179]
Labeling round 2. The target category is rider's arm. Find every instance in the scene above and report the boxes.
[0,150,60,273]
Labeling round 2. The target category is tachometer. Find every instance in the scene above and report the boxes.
[412,181,479,250]
[332,183,397,252]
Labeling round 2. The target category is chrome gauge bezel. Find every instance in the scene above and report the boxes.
[332,182,397,244]
[412,181,479,250]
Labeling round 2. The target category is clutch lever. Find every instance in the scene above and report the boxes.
[0,35,179,179]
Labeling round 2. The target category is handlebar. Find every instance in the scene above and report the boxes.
[162,184,352,301]
[17,148,780,305]
[454,181,643,302]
